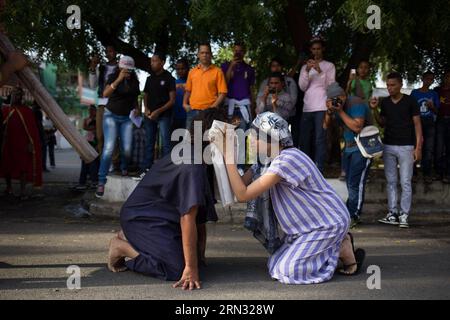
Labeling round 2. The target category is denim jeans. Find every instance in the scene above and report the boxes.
[299,111,327,172]
[383,145,415,215]
[142,116,171,170]
[343,150,372,219]
[79,157,99,185]
[185,109,201,132]
[98,109,133,185]
[421,117,435,177]
[435,117,450,177]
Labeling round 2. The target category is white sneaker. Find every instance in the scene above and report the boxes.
[398,213,410,229]
[378,212,399,225]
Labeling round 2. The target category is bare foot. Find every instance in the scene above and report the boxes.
[117,230,127,242]
[338,234,357,275]
[108,237,127,273]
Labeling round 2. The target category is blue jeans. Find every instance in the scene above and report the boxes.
[98,109,133,185]
[299,111,327,172]
[142,116,171,170]
[185,109,201,132]
[383,145,415,215]
[343,150,372,219]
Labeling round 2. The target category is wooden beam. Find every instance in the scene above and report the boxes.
[0,32,98,163]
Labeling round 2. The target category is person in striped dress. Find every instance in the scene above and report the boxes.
[217,112,366,284]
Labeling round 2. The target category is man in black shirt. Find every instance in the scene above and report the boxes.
[141,53,176,174]
[370,72,423,229]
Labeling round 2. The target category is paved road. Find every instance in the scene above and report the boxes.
[1,148,449,300]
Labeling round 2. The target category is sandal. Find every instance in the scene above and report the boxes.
[337,233,366,276]
[337,248,366,276]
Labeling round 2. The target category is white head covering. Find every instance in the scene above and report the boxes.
[251,112,293,147]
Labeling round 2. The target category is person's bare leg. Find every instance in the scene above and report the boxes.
[108,236,138,273]
[338,234,357,274]
[197,224,207,265]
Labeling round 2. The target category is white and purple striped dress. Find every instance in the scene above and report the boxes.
[265,148,350,284]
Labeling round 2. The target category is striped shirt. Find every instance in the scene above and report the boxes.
[266,148,350,235]
[265,148,351,284]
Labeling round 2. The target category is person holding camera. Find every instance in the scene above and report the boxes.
[256,72,294,120]
[323,83,372,229]
[96,56,140,198]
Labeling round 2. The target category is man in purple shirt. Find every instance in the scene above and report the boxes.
[221,43,256,169]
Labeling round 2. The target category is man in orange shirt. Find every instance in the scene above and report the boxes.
[183,43,227,129]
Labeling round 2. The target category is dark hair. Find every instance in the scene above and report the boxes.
[198,43,212,52]
[270,57,284,67]
[234,42,246,51]
[310,38,326,48]
[153,52,166,62]
[423,71,434,77]
[189,108,227,139]
[89,104,97,110]
[387,72,403,83]
[357,60,371,68]
[176,58,189,69]
[269,72,284,82]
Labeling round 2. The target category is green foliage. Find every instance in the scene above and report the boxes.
[2,0,450,85]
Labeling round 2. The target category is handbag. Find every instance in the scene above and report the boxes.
[355,125,384,159]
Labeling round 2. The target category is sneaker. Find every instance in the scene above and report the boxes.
[89,183,98,190]
[398,213,410,228]
[378,212,399,225]
[350,216,361,229]
[132,169,149,181]
[95,185,105,198]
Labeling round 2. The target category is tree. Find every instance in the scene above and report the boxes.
[3,0,449,82]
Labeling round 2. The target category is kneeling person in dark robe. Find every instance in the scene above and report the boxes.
[107,108,226,290]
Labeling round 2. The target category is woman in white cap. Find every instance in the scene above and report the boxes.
[96,56,140,197]
[216,112,366,284]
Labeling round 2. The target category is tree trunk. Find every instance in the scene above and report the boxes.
[285,0,312,54]
[337,33,376,87]
[88,21,151,73]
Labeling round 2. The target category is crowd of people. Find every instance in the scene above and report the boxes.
[2,37,450,289]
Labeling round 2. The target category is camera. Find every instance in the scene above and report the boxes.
[332,97,343,108]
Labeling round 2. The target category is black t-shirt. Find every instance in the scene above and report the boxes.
[105,72,140,116]
[144,70,176,118]
[380,94,420,146]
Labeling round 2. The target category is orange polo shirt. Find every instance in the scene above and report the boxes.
[185,64,228,110]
